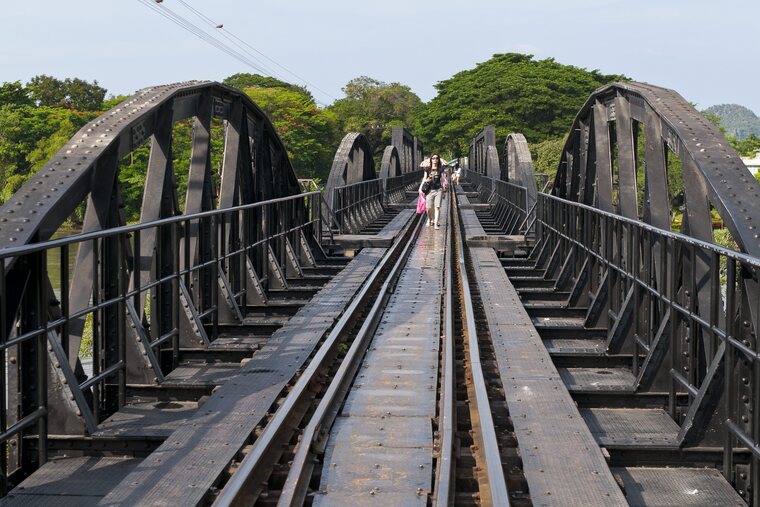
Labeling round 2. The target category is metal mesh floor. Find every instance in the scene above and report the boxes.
[613,467,745,506]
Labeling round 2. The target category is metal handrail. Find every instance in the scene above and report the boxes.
[331,179,384,234]
[0,190,324,450]
[536,191,760,496]
[0,192,321,259]
[539,192,760,268]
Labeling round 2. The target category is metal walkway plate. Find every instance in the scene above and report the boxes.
[93,401,198,439]
[1,457,141,507]
[613,467,745,506]
[544,338,606,355]
[333,209,415,249]
[580,408,680,448]
[314,198,448,506]
[559,367,636,393]
[467,246,628,506]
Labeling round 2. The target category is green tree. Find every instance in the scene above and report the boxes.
[101,95,129,110]
[0,81,32,107]
[26,117,81,171]
[529,137,564,182]
[0,104,95,204]
[327,76,422,161]
[730,134,760,157]
[244,86,338,180]
[27,75,106,111]
[224,73,312,100]
[412,53,625,155]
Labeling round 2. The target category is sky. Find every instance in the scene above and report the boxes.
[1,0,758,114]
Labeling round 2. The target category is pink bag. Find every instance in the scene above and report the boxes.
[416,193,427,214]
[441,172,449,191]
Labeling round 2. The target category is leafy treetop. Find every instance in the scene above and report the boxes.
[412,53,626,155]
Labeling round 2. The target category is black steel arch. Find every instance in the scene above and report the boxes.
[504,133,538,211]
[379,145,401,180]
[0,81,312,440]
[540,81,760,451]
[469,126,500,178]
[552,81,760,257]
[391,126,423,173]
[324,132,376,205]
[0,81,301,249]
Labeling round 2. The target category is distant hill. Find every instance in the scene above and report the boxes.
[704,104,760,139]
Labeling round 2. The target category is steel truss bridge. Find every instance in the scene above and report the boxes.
[0,79,757,506]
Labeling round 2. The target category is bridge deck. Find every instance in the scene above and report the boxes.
[0,178,751,506]
[314,197,448,505]
[97,249,387,506]
[332,208,414,249]
[467,246,628,506]
[460,181,745,506]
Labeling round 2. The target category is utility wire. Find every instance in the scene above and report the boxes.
[172,0,337,103]
[136,0,273,79]
[173,0,286,82]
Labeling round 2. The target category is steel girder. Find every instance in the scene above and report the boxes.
[504,133,538,213]
[324,133,376,212]
[0,81,301,250]
[0,81,310,445]
[532,81,760,462]
[379,145,402,180]
[391,126,423,173]
[552,81,759,256]
[468,126,500,178]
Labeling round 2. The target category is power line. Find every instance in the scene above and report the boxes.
[172,0,337,103]
[136,0,276,80]
[172,0,287,82]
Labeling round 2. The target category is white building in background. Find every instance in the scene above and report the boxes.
[741,151,760,176]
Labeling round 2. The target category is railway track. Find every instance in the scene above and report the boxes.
[211,190,531,506]
[443,188,530,507]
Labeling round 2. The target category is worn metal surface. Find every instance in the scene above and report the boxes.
[1,457,141,506]
[332,209,414,249]
[504,133,538,213]
[612,467,746,506]
[379,145,401,181]
[390,126,423,174]
[580,408,680,448]
[558,367,636,393]
[315,199,447,506]
[324,133,377,217]
[543,338,606,355]
[466,245,627,506]
[468,126,499,178]
[92,401,198,439]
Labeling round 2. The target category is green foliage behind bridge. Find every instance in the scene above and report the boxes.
[1,54,755,228]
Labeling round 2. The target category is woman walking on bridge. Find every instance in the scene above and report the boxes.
[419,154,447,229]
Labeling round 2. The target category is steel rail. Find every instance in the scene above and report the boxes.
[452,187,511,506]
[433,190,456,507]
[213,212,422,507]
[275,215,424,506]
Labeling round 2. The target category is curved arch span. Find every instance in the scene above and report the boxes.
[324,132,376,206]
[0,80,301,248]
[553,81,760,257]
[504,133,538,210]
[379,145,402,180]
